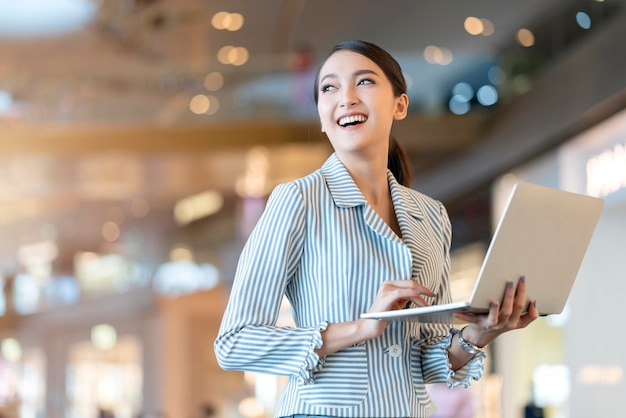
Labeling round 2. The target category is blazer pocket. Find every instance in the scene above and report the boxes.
[298,345,369,408]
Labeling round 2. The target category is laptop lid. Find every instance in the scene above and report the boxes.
[361,181,604,322]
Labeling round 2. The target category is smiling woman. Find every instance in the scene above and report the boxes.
[0,0,98,37]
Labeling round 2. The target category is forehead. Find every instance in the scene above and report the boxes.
[318,50,382,78]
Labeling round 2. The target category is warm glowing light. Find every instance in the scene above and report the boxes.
[174,190,224,225]
[225,13,244,31]
[236,147,270,198]
[480,18,494,36]
[130,197,150,218]
[170,246,193,262]
[211,11,229,30]
[17,240,58,266]
[464,17,483,35]
[217,45,234,64]
[212,11,244,31]
[423,45,452,65]
[102,221,120,242]
[205,95,219,115]
[238,397,264,418]
[516,28,535,47]
[190,94,210,114]
[91,324,117,351]
[229,47,249,66]
[1,338,22,362]
[204,71,224,91]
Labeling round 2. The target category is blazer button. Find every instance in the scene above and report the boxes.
[388,344,402,358]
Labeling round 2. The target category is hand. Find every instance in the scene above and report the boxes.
[454,276,539,348]
[359,279,435,340]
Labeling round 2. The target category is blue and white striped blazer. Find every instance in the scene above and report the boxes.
[215,153,484,418]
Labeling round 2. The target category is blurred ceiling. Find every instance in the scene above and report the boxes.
[0,0,619,274]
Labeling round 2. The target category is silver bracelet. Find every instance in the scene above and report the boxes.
[454,327,485,355]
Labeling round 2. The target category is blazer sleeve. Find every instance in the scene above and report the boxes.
[214,182,328,383]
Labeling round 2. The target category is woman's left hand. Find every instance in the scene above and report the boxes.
[454,276,539,348]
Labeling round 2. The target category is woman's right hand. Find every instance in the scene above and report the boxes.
[359,279,435,340]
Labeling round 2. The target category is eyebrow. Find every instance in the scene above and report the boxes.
[319,69,380,84]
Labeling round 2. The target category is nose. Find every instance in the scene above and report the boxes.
[339,85,358,107]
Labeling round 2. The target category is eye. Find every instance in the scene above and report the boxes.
[320,84,336,93]
[357,78,374,86]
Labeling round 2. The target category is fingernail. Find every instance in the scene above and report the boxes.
[507,281,514,289]
[520,276,526,283]
[491,302,499,309]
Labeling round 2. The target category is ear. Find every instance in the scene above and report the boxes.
[393,93,409,121]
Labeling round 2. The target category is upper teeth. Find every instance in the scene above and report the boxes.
[338,115,367,126]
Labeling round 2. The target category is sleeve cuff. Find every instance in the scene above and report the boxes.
[298,321,329,385]
[445,329,486,389]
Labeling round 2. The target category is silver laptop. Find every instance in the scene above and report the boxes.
[361,181,605,323]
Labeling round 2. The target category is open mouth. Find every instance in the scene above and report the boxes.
[338,114,367,127]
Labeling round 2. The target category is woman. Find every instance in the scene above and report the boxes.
[214,40,538,418]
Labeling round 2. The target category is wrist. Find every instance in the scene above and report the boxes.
[454,327,486,356]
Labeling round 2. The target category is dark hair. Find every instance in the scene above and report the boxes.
[313,40,413,186]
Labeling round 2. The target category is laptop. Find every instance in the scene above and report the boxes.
[360,181,605,323]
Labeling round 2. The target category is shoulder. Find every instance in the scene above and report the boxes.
[271,168,325,198]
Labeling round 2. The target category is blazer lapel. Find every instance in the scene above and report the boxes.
[389,173,437,285]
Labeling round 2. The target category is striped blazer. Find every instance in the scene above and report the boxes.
[215,153,485,417]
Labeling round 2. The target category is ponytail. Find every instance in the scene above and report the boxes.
[388,136,412,187]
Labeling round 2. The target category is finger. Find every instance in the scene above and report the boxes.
[381,280,435,297]
[517,300,539,328]
[498,280,516,321]
[454,302,499,327]
[509,276,528,320]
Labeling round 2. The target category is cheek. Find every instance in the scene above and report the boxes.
[317,102,334,124]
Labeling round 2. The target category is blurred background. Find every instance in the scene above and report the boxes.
[0,0,624,417]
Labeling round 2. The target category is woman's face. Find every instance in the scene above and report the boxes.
[316,50,408,157]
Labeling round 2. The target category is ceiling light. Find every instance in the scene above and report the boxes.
[91,324,117,351]
[452,82,474,102]
[204,72,224,91]
[464,17,483,35]
[423,46,453,65]
[174,190,224,225]
[488,66,505,85]
[449,96,470,115]
[0,90,13,113]
[576,12,591,29]
[190,94,210,114]
[477,85,498,106]
[0,0,98,37]
[516,28,535,47]
[1,338,22,362]
[480,18,495,36]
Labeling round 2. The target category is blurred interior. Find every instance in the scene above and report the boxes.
[0,0,625,417]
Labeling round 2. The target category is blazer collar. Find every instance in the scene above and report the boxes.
[321,152,425,222]
[321,153,367,208]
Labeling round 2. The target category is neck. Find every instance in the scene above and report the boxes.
[337,151,390,204]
